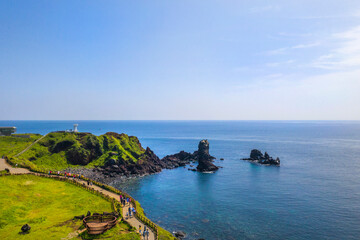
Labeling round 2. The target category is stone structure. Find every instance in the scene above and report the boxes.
[0,127,16,136]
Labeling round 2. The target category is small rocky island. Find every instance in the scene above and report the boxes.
[242,149,280,166]
[162,139,219,172]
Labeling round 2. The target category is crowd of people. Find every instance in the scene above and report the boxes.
[119,195,150,239]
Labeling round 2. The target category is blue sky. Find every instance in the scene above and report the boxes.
[1,0,360,120]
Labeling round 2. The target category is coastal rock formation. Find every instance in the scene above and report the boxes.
[161,139,219,172]
[242,149,280,166]
[161,151,194,168]
[15,131,220,182]
[196,140,218,172]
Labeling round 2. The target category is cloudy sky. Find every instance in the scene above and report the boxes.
[1,0,360,120]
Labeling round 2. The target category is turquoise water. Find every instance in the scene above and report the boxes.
[2,120,360,240]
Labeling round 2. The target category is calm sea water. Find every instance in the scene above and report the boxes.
[2,120,360,240]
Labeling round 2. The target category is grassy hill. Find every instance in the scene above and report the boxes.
[0,132,148,171]
[0,175,139,240]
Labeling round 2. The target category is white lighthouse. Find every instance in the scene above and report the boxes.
[73,124,78,132]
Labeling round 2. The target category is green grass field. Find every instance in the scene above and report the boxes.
[0,175,138,240]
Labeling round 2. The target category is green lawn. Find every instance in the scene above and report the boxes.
[0,175,138,240]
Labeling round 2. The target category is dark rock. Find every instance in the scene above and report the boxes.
[220,158,224,160]
[243,149,280,166]
[174,230,187,238]
[21,224,31,233]
[250,149,264,160]
[196,140,219,172]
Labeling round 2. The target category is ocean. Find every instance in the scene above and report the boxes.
[2,120,360,240]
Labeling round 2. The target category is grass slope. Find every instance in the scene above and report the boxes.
[0,134,41,158]
[0,175,112,239]
[0,175,140,240]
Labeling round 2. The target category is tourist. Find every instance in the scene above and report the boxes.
[128,207,131,217]
[146,230,149,239]
[139,225,141,234]
[132,207,136,216]
[142,229,146,239]
[57,171,60,175]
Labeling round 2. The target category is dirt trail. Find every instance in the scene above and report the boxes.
[0,158,30,174]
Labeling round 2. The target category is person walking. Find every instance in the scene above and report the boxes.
[142,229,146,239]
[128,207,132,218]
[139,225,141,234]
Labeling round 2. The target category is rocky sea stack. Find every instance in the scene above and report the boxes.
[196,140,219,172]
[162,139,219,172]
[242,149,280,166]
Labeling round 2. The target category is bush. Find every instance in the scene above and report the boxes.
[51,138,76,153]
[66,146,90,165]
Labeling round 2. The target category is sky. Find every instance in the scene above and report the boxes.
[1,0,360,120]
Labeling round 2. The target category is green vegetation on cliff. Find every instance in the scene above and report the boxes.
[0,134,42,157]
[0,132,146,171]
[0,174,140,239]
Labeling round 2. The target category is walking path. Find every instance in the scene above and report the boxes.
[0,158,155,240]
[14,134,48,157]
[0,158,29,174]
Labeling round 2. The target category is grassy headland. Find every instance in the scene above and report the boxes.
[0,132,146,171]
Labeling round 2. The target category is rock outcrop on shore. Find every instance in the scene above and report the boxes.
[242,149,280,166]
[162,139,219,172]
[69,139,219,183]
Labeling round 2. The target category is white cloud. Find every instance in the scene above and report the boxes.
[266,42,320,55]
[312,25,360,70]
[250,5,281,13]
[266,59,295,67]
